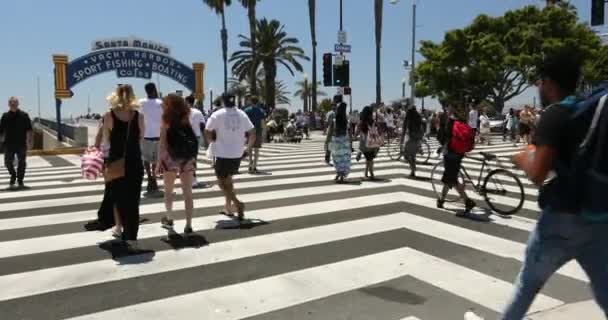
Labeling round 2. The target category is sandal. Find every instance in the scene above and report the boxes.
[236,201,246,221]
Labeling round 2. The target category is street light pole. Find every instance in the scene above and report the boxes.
[339,0,343,31]
[304,73,309,113]
[210,88,214,109]
[410,0,417,104]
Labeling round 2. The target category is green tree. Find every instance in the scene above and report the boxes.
[374,0,384,104]
[415,4,601,112]
[238,0,261,95]
[202,0,233,92]
[231,19,309,109]
[318,98,333,117]
[293,80,326,112]
[308,0,319,112]
[583,45,608,88]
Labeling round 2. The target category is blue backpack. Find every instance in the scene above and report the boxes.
[563,84,608,222]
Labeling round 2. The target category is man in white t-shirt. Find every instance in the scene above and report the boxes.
[205,94,255,221]
[139,83,163,196]
[186,95,210,189]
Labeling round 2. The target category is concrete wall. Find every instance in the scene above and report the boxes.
[34,124,72,150]
[34,119,89,148]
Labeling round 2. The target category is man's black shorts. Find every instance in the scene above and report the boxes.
[215,158,242,178]
[442,151,464,188]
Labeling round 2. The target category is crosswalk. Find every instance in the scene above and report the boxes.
[0,134,596,320]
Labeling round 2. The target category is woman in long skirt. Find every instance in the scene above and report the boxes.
[327,103,351,183]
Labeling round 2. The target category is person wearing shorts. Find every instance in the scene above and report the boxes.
[139,83,163,195]
[158,94,197,235]
[244,95,266,173]
[437,107,476,214]
[205,94,255,221]
[186,95,210,189]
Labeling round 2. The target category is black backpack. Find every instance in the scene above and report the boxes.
[167,125,199,160]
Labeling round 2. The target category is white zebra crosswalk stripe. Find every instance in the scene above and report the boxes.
[67,247,562,320]
[0,136,590,319]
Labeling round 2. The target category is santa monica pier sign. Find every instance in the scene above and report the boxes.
[51,36,205,140]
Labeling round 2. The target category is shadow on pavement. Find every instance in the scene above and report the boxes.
[98,240,156,264]
[215,218,269,230]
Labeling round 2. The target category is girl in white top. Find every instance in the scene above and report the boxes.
[479,109,491,145]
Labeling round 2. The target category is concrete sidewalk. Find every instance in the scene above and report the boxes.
[527,300,605,319]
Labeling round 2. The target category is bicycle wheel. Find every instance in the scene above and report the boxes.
[430,160,464,202]
[482,169,525,215]
[387,131,403,161]
[417,140,431,164]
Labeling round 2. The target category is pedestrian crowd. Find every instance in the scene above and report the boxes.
[1,49,607,320]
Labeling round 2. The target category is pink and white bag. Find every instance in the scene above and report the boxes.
[81,147,105,180]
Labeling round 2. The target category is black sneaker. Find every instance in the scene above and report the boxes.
[17,182,29,190]
[161,216,174,228]
[184,226,193,236]
[436,199,444,209]
[465,199,476,212]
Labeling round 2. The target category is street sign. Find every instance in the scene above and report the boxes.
[335,54,345,66]
[335,44,351,53]
[337,31,347,44]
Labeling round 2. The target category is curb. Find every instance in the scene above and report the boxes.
[27,147,85,156]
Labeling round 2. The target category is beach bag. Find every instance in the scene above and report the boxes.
[81,147,104,180]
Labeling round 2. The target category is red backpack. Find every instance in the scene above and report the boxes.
[449,120,475,154]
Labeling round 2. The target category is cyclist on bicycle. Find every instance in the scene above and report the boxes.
[436,106,476,214]
[401,105,424,178]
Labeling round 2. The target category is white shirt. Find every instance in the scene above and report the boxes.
[468,109,479,129]
[326,110,335,122]
[205,107,254,159]
[139,98,163,138]
[189,108,205,137]
[385,113,395,128]
[479,114,491,133]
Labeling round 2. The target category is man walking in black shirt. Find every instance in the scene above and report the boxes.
[0,97,33,190]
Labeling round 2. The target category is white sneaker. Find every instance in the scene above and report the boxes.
[464,310,484,320]
[192,177,199,187]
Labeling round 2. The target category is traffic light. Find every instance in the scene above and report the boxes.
[344,87,352,95]
[333,60,350,87]
[323,53,333,86]
[592,0,605,26]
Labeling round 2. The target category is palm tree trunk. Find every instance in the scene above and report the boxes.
[308,0,318,113]
[248,5,258,95]
[374,0,383,104]
[264,61,277,109]
[221,11,229,93]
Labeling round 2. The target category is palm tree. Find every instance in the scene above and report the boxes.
[374,0,383,104]
[202,0,232,92]
[228,77,248,107]
[231,18,309,109]
[294,80,325,112]
[238,0,261,95]
[274,80,291,105]
[308,0,318,112]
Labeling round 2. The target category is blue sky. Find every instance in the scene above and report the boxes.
[0,0,596,117]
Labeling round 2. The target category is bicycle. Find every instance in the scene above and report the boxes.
[430,151,525,215]
[386,127,431,164]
